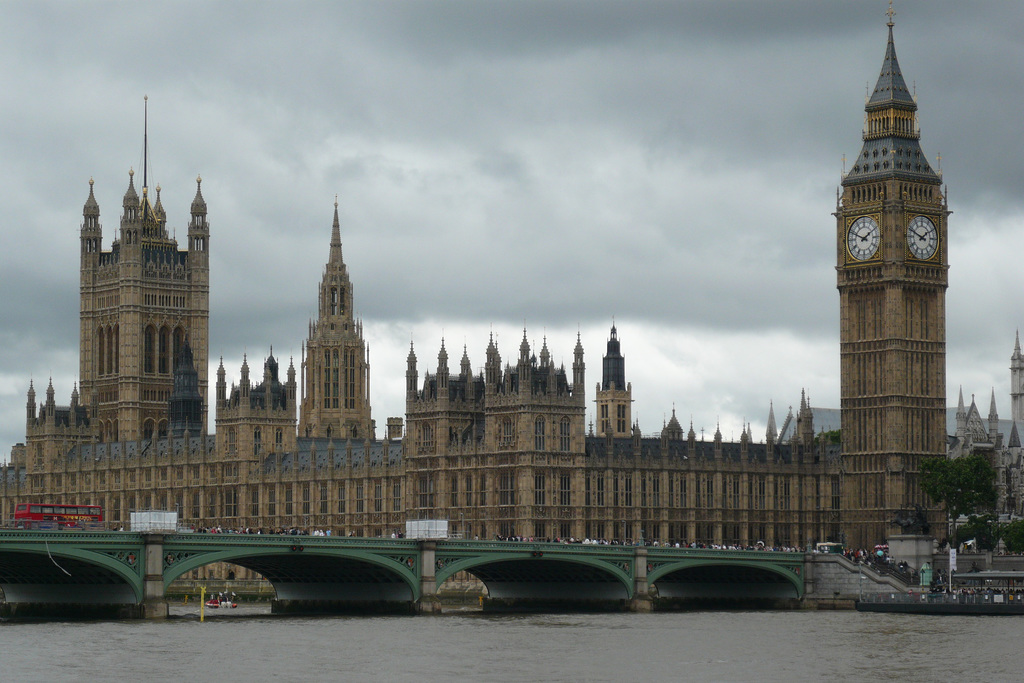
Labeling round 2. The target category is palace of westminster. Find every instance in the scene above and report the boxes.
[2,20,1020,550]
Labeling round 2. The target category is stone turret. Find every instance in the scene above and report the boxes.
[299,200,372,439]
[1012,331,1024,423]
[595,324,631,438]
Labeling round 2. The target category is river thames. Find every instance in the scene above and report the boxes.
[3,606,1022,682]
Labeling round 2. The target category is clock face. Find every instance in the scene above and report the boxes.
[847,216,880,261]
[907,215,938,260]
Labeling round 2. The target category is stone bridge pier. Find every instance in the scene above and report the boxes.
[142,533,169,619]
[416,540,442,614]
[631,546,652,612]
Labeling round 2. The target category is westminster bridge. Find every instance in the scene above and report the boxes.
[0,530,806,618]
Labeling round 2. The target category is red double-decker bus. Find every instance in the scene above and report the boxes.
[14,503,104,529]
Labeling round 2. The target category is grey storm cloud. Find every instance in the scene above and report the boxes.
[1,1,1022,457]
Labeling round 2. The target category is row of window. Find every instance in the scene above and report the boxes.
[598,403,628,435]
[225,427,285,456]
[418,416,574,454]
[31,480,404,522]
[143,325,188,375]
[318,348,358,410]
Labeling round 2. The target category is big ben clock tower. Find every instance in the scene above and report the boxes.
[836,12,949,548]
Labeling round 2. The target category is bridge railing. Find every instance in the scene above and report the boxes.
[0,519,110,531]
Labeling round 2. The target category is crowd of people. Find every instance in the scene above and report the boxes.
[835,544,919,583]
[123,525,802,552]
[491,535,802,552]
[185,526,334,536]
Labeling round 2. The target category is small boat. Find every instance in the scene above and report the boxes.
[205,594,238,609]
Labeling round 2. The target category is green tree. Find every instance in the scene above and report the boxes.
[814,429,841,446]
[1002,519,1024,554]
[955,514,1000,551]
[920,454,997,544]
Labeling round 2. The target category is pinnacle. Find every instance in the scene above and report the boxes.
[329,199,343,264]
[191,175,207,214]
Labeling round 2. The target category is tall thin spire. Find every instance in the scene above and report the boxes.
[143,95,149,190]
[330,194,343,264]
[867,13,913,108]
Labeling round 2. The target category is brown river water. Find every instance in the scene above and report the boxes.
[3,605,1022,682]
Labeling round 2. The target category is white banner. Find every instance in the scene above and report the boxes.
[949,546,957,573]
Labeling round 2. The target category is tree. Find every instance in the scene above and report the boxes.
[920,454,997,544]
[1002,519,1024,554]
[814,429,841,446]
[955,514,1000,551]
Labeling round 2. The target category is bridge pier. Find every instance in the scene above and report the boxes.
[416,540,442,614]
[142,533,168,619]
[629,546,653,612]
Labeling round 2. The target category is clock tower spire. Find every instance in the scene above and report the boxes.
[836,14,949,548]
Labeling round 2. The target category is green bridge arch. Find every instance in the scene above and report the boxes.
[161,536,422,602]
[0,531,146,604]
[647,556,804,599]
[434,542,636,601]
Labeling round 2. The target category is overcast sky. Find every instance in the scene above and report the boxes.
[1,1,1022,460]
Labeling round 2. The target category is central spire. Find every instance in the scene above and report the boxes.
[330,195,343,265]
[143,95,149,191]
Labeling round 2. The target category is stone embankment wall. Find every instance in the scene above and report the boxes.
[803,553,906,605]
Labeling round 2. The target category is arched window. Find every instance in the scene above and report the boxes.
[158,326,170,374]
[322,349,331,404]
[534,417,545,451]
[499,418,515,450]
[107,326,116,375]
[144,326,155,374]
[112,325,119,373]
[421,423,435,454]
[330,287,338,315]
[253,428,262,457]
[559,417,571,452]
[332,349,340,408]
[345,349,356,409]
[96,328,105,376]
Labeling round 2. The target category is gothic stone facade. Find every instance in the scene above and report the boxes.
[0,184,840,546]
[80,172,210,443]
